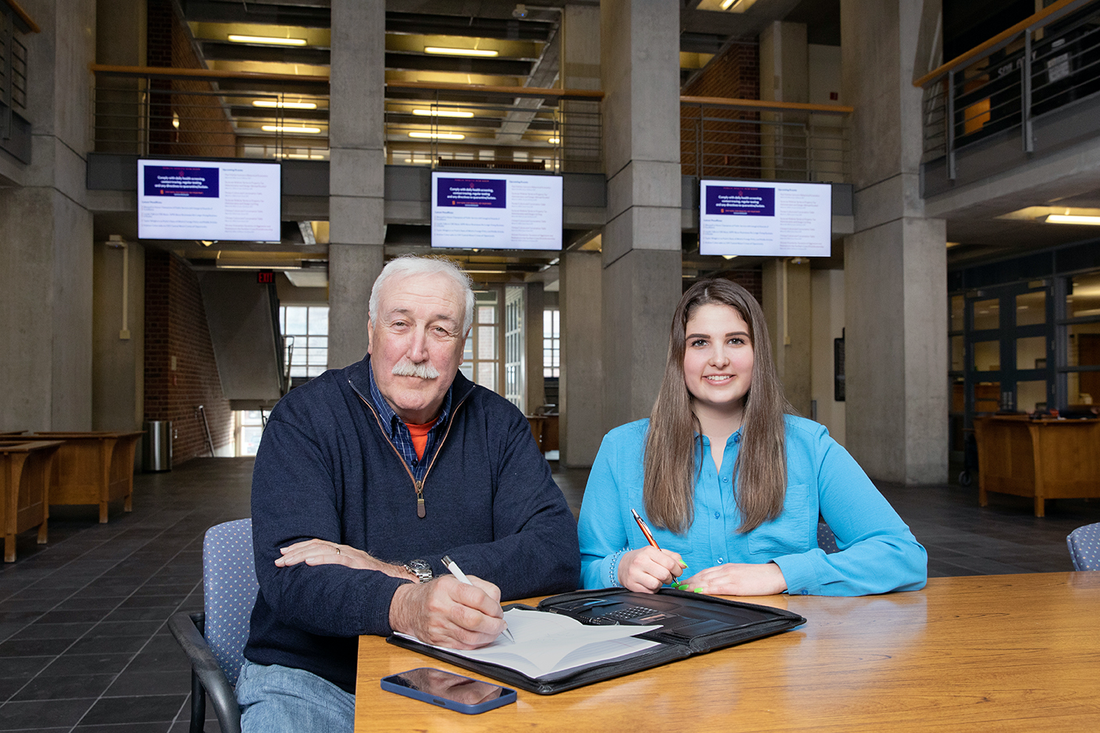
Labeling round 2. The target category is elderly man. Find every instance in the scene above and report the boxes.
[237,255,579,731]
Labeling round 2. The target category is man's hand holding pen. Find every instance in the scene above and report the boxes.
[389,574,507,650]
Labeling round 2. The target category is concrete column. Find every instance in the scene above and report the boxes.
[560,251,603,467]
[759,22,808,180]
[600,0,683,434]
[841,0,947,484]
[0,1,96,431]
[524,282,546,413]
[811,269,846,443]
[327,0,385,369]
[93,237,145,431]
[558,3,603,464]
[762,258,812,418]
[561,3,601,173]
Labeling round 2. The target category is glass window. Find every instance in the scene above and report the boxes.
[1067,323,1100,366]
[1015,290,1045,327]
[975,382,1000,414]
[281,305,329,378]
[543,308,560,378]
[1017,380,1048,413]
[972,298,1000,330]
[1067,274,1100,318]
[1015,336,1046,370]
[973,340,1000,372]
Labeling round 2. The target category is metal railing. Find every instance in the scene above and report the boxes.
[382,81,602,173]
[680,96,851,183]
[90,66,603,171]
[916,0,1100,180]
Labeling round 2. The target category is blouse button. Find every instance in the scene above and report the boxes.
[717,557,724,564]
[714,511,720,519]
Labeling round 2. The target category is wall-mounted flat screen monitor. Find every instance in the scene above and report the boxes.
[699,179,831,257]
[137,159,282,242]
[431,171,563,251]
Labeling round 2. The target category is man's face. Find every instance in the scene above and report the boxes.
[368,272,467,424]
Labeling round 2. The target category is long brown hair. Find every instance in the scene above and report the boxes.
[643,278,790,533]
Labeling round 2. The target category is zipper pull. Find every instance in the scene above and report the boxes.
[415,480,425,518]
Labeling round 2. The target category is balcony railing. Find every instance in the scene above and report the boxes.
[916,0,1100,181]
[90,66,603,171]
[680,96,852,183]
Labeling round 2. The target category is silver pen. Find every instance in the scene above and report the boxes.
[442,555,515,643]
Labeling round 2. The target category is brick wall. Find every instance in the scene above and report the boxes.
[681,42,761,179]
[717,269,763,305]
[147,0,236,157]
[145,250,233,465]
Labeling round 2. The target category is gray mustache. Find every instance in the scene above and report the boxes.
[392,359,440,379]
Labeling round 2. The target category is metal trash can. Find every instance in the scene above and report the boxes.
[143,420,172,472]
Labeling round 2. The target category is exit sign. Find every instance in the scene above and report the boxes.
[257,271,275,284]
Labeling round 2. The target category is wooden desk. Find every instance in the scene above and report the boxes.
[974,415,1100,516]
[0,440,61,562]
[31,431,144,523]
[355,573,1100,731]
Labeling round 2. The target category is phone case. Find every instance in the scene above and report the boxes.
[381,669,518,714]
[387,587,807,695]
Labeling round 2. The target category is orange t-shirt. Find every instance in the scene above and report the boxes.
[404,420,436,460]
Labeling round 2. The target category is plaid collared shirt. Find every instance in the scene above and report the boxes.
[366,360,452,482]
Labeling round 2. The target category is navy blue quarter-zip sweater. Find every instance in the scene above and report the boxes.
[244,356,580,693]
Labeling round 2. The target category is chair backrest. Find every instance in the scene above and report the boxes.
[817,522,840,554]
[203,518,259,687]
[1067,523,1100,571]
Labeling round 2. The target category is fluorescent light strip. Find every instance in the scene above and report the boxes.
[253,100,318,110]
[408,131,465,140]
[720,0,743,10]
[547,137,560,144]
[424,46,499,57]
[228,34,307,46]
[1045,214,1100,226]
[412,108,475,118]
[262,125,322,133]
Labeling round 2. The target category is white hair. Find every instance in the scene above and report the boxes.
[368,255,475,333]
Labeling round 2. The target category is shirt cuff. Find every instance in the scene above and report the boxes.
[772,553,816,596]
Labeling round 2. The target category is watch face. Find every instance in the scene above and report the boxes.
[406,559,432,582]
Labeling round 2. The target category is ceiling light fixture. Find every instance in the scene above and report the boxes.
[424,46,499,57]
[547,137,560,144]
[720,0,743,10]
[228,34,307,46]
[1045,214,1100,226]
[412,108,475,118]
[253,100,318,109]
[408,131,465,140]
[261,125,322,133]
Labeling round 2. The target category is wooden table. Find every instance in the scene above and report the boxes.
[0,440,62,562]
[32,431,144,523]
[974,415,1100,516]
[355,573,1100,731]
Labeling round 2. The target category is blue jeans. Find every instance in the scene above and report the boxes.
[237,659,355,733]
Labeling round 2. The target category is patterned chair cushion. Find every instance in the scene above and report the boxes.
[203,518,259,687]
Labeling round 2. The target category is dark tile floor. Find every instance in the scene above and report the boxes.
[1,456,1098,732]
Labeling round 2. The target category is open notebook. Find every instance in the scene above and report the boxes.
[388,587,807,694]
[396,608,661,679]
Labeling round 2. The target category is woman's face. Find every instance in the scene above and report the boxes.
[682,303,755,421]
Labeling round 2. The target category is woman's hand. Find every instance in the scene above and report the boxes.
[680,562,787,596]
[616,546,686,593]
[275,538,410,579]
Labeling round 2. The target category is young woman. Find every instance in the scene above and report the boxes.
[577,279,927,596]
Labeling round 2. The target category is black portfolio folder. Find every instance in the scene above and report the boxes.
[386,587,807,695]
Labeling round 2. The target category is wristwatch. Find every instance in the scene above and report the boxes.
[404,559,433,583]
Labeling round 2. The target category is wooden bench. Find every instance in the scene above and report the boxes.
[974,415,1100,517]
[0,440,62,562]
[32,432,144,524]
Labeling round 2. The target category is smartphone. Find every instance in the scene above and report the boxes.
[380,668,517,714]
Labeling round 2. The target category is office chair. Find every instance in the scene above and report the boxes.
[169,518,257,733]
[817,522,840,554]
[1066,522,1100,571]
